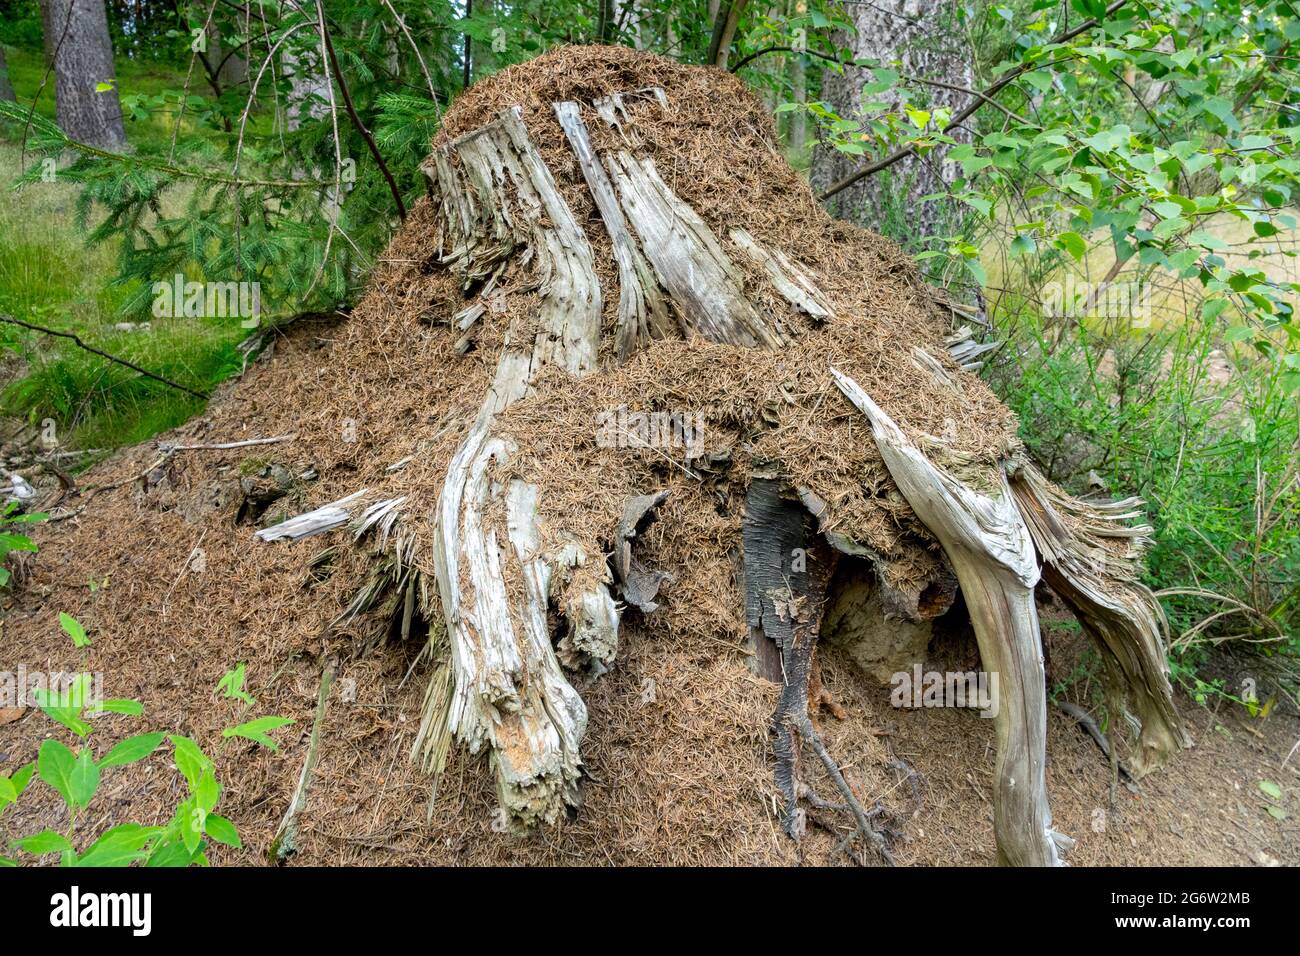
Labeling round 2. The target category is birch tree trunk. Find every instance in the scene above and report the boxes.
[40,0,128,150]
[809,0,970,242]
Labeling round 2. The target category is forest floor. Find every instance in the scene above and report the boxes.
[0,313,1293,866]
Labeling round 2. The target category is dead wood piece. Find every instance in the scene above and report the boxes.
[272,661,335,862]
[255,489,370,542]
[730,228,834,323]
[590,86,670,143]
[1009,462,1189,777]
[612,490,672,612]
[554,100,674,360]
[743,476,892,860]
[834,368,1069,866]
[1054,700,1135,784]
[420,108,617,828]
[602,150,784,349]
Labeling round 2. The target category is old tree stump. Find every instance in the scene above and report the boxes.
[255,49,1189,866]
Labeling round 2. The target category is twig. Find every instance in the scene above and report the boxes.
[161,434,296,452]
[795,714,894,865]
[1055,700,1134,783]
[271,661,335,862]
[0,315,209,399]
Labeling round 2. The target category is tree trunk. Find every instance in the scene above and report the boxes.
[0,45,15,102]
[809,0,970,242]
[41,0,128,150]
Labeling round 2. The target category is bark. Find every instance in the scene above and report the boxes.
[41,0,128,150]
[809,0,970,241]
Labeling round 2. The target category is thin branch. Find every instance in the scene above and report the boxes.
[320,14,408,219]
[0,315,209,400]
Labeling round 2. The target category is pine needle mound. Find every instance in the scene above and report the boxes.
[1,46,1040,865]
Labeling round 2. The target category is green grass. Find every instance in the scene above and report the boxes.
[1,44,200,152]
[0,44,256,452]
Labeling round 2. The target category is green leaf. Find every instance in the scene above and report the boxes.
[1009,234,1037,258]
[1258,780,1283,800]
[145,837,197,868]
[222,716,294,751]
[0,762,34,811]
[11,830,73,855]
[74,824,159,867]
[98,733,165,769]
[31,674,95,737]
[170,735,213,789]
[90,699,144,717]
[194,768,221,813]
[68,748,100,809]
[37,739,78,807]
[179,798,204,855]
[59,612,90,649]
[204,813,241,848]
[1056,231,1087,261]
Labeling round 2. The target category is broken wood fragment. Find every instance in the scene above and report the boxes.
[833,368,1069,866]
[1009,461,1190,777]
[730,228,834,323]
[611,490,672,612]
[554,100,674,360]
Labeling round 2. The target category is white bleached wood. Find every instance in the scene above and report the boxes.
[729,228,834,323]
[603,150,785,349]
[255,489,370,542]
[833,368,1069,866]
[554,100,674,360]
[422,108,618,827]
[1008,461,1190,776]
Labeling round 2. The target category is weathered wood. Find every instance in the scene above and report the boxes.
[1008,461,1190,776]
[422,108,615,827]
[271,661,335,861]
[255,489,370,542]
[743,474,891,860]
[603,150,785,348]
[833,368,1070,866]
[730,228,834,323]
[611,490,672,612]
[744,475,811,682]
[554,100,675,360]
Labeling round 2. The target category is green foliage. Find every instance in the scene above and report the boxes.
[4,617,292,866]
[0,501,44,588]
